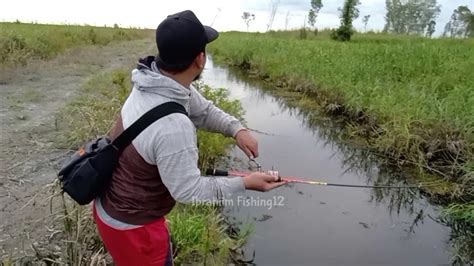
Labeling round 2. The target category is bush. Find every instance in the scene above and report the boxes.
[331,25,354,41]
[299,27,308,40]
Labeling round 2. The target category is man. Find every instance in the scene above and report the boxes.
[92,10,284,265]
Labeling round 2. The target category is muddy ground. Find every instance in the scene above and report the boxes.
[0,39,154,260]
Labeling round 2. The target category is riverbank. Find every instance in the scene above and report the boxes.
[208,31,473,229]
[0,37,154,263]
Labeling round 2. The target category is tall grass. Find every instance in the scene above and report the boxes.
[196,82,245,169]
[209,32,474,202]
[0,22,151,66]
[52,69,249,265]
[167,204,252,265]
[441,203,474,264]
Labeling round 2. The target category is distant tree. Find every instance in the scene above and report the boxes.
[443,6,473,38]
[384,0,441,35]
[308,0,323,28]
[299,15,309,39]
[467,13,474,37]
[362,15,371,32]
[331,0,360,41]
[442,21,451,37]
[242,12,256,32]
[426,20,436,37]
[308,9,316,28]
[211,8,222,27]
[267,0,280,32]
[285,11,291,30]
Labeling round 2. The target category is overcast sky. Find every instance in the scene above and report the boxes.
[1,0,473,35]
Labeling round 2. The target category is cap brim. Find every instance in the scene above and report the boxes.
[204,26,219,43]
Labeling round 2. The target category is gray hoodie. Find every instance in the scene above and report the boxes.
[129,64,245,203]
[96,61,246,228]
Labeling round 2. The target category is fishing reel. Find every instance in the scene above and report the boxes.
[249,158,281,182]
[205,158,281,181]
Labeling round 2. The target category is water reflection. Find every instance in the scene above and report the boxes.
[275,77,473,265]
[202,59,471,265]
[273,101,432,235]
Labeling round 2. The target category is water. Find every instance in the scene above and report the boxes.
[201,59,452,265]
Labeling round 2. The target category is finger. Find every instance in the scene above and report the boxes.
[262,174,278,182]
[242,146,254,159]
[266,171,279,178]
[264,174,283,182]
[265,181,287,191]
[250,142,259,158]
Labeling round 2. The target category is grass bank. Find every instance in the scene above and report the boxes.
[18,69,250,265]
[0,22,151,67]
[208,32,473,225]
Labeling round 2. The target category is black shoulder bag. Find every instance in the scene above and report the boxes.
[58,101,187,205]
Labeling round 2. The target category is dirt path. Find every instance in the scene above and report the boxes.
[0,39,154,260]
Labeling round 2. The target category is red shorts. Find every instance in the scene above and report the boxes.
[93,204,173,266]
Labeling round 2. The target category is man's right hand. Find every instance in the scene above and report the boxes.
[243,172,286,192]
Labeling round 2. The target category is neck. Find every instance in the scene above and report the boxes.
[160,69,193,88]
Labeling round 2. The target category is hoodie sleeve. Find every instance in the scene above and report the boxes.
[155,114,245,203]
[188,86,245,138]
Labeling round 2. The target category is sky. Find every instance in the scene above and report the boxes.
[1,0,473,35]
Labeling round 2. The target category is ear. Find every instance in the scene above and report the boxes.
[194,52,206,69]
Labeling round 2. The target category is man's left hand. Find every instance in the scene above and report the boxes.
[235,129,259,158]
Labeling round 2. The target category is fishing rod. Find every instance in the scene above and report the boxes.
[204,160,443,189]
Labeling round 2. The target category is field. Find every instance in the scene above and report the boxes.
[0,22,151,67]
[1,22,473,264]
[209,31,474,200]
[208,31,474,240]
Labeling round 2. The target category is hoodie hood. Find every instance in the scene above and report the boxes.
[131,56,191,105]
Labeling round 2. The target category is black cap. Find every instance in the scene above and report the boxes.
[156,10,219,70]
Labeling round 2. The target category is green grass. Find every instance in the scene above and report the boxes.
[56,70,130,149]
[209,31,474,201]
[52,69,249,265]
[196,82,245,169]
[167,204,252,265]
[0,22,151,66]
[441,203,474,264]
[443,203,474,225]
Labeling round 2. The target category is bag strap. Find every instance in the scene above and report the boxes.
[111,101,187,151]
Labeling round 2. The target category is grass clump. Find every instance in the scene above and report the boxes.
[195,82,245,169]
[56,70,129,148]
[441,203,474,264]
[167,204,252,265]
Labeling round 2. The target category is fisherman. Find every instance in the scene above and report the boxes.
[92,10,285,265]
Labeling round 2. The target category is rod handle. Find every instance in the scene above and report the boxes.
[205,169,229,176]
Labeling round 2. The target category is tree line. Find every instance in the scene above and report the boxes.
[241,0,473,40]
[327,0,473,41]
[383,0,473,38]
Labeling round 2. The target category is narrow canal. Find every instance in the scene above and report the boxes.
[202,58,453,265]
